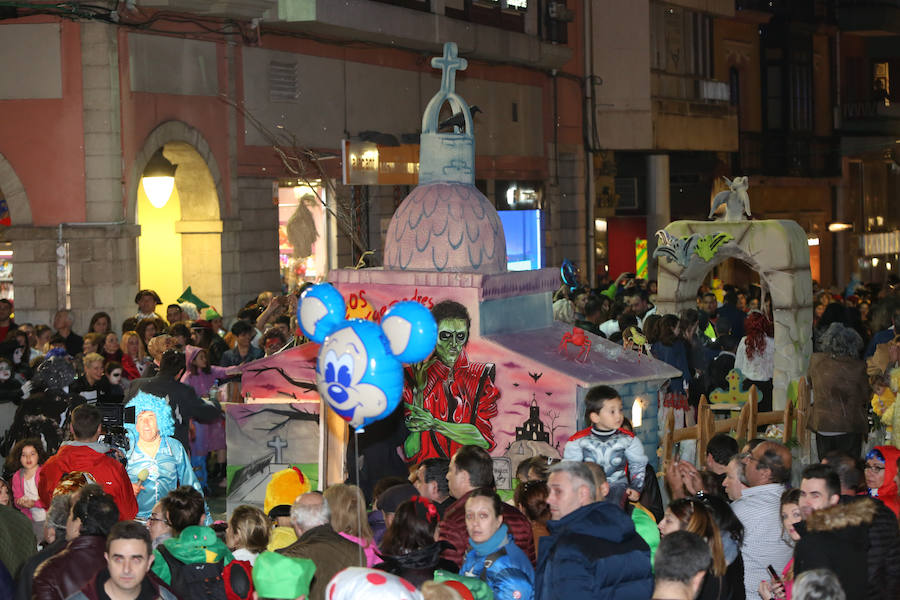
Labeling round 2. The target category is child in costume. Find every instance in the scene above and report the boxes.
[124,391,208,521]
[563,385,648,507]
[264,466,310,551]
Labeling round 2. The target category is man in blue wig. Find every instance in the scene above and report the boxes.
[124,391,208,521]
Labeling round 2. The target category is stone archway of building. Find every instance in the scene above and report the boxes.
[654,220,814,410]
[129,122,225,312]
[0,152,33,225]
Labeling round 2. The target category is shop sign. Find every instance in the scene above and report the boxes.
[342,140,419,185]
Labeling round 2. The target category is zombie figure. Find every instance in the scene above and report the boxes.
[403,300,499,462]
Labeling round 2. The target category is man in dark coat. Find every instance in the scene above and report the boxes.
[822,453,900,600]
[717,290,746,340]
[126,349,222,451]
[439,445,535,567]
[535,461,652,600]
[277,492,363,600]
[32,486,119,600]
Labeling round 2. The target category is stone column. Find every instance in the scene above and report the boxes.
[81,21,123,221]
[231,178,282,310]
[646,154,670,274]
[7,225,139,333]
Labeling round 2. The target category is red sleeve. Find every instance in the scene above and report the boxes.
[438,506,468,568]
[33,466,46,509]
[503,504,537,565]
[37,457,61,508]
[473,378,499,451]
[110,460,138,520]
[122,355,141,380]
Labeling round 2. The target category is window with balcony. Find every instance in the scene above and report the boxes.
[651,4,712,78]
[444,0,527,33]
[762,32,812,132]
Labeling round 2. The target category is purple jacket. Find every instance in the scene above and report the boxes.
[180,345,229,397]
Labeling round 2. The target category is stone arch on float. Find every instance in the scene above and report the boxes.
[0,151,33,225]
[129,121,226,312]
[654,220,814,410]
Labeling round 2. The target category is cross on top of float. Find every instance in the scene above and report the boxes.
[419,42,476,185]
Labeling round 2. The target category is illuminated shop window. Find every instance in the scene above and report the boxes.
[278,181,329,288]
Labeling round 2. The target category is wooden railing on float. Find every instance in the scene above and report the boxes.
[660,378,811,469]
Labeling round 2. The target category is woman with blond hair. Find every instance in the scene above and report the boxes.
[120,330,147,380]
[226,504,270,565]
[323,483,381,567]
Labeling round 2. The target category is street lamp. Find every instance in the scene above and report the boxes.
[141,149,176,208]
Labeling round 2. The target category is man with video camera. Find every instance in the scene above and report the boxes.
[38,404,138,520]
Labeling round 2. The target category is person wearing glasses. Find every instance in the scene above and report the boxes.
[733,441,794,600]
[865,446,900,518]
[146,500,173,549]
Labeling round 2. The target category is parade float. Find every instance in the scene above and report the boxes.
[653,176,817,468]
[225,43,680,510]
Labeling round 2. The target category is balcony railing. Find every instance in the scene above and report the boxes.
[842,99,900,120]
[652,72,731,104]
[736,132,841,177]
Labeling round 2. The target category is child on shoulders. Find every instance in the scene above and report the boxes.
[563,385,648,507]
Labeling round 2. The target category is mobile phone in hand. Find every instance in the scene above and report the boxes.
[766,565,783,585]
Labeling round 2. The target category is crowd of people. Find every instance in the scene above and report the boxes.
[0,266,897,599]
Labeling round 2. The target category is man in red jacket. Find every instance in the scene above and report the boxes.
[438,445,535,567]
[38,405,138,520]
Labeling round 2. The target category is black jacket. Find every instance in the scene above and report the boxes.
[840,495,900,600]
[795,498,878,600]
[126,374,222,451]
[376,541,458,588]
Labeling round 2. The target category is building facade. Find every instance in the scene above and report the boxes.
[0,0,583,330]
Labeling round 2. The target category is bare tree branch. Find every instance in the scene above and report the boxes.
[219,94,373,260]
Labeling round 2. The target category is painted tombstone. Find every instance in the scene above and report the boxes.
[225,400,321,514]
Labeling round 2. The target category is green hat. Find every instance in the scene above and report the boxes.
[432,570,494,600]
[252,552,316,599]
[205,307,222,320]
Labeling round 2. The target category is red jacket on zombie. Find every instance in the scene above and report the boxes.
[403,350,500,463]
[38,443,138,520]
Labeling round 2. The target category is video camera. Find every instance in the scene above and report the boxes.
[98,403,136,457]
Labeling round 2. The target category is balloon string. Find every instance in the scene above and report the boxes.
[354,427,364,568]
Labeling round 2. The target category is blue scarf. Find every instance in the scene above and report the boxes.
[469,523,510,557]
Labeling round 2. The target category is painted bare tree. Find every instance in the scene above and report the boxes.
[546,408,562,447]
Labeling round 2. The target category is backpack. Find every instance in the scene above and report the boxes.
[158,544,228,600]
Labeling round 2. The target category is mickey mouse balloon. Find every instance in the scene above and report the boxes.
[299,283,437,429]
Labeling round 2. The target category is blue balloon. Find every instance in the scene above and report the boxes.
[561,259,578,292]
[298,283,346,342]
[316,319,404,429]
[301,285,437,430]
[381,301,437,364]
